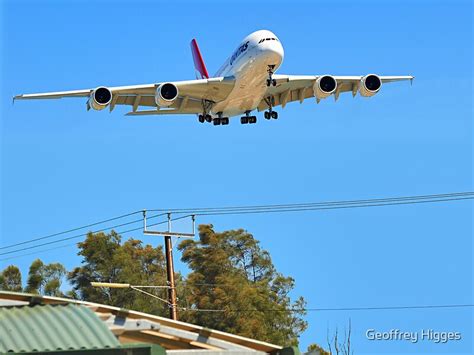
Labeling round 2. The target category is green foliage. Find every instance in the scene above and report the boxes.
[1,225,318,348]
[177,224,308,346]
[0,265,22,292]
[307,343,330,355]
[68,230,170,316]
[24,259,66,296]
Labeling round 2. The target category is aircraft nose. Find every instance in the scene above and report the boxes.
[260,40,284,65]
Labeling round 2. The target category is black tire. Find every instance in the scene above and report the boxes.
[222,117,229,125]
[205,115,212,123]
[272,79,277,86]
[213,118,221,125]
[264,111,270,119]
[266,79,271,87]
[271,111,278,119]
[198,115,205,123]
[249,116,257,124]
[241,116,249,124]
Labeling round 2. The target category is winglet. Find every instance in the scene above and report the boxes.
[190,39,210,79]
[410,76,415,86]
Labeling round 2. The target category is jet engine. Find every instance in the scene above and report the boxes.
[313,75,337,99]
[155,83,179,107]
[88,87,112,110]
[359,74,382,97]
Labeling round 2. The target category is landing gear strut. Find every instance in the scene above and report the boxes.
[241,111,257,124]
[199,99,214,124]
[266,65,277,87]
[263,95,278,120]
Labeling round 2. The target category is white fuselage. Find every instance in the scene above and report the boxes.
[211,30,284,117]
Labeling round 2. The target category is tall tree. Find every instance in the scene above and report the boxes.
[68,231,170,316]
[24,259,66,296]
[0,265,22,292]
[178,224,307,346]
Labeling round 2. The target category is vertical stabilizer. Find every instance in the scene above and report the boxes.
[190,39,210,79]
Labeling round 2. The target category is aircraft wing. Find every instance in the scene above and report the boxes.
[257,75,414,111]
[14,77,236,115]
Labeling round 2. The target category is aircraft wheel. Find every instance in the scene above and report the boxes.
[266,79,271,87]
[205,114,212,123]
[249,116,257,124]
[198,115,205,123]
[264,111,270,119]
[222,117,229,125]
[241,116,249,124]
[213,118,221,125]
[271,111,278,119]
[272,79,277,86]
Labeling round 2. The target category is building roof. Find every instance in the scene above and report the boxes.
[0,291,282,354]
[0,303,120,353]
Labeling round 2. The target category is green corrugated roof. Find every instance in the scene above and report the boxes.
[0,304,120,353]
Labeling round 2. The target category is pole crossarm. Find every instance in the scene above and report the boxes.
[143,230,194,238]
[142,211,196,238]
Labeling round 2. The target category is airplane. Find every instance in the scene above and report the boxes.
[14,29,413,126]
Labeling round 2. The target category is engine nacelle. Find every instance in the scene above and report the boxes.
[155,83,179,107]
[88,87,112,111]
[359,74,382,97]
[313,75,337,99]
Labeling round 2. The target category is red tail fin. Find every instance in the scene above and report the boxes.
[190,39,209,79]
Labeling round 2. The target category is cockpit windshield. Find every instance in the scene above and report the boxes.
[258,37,279,44]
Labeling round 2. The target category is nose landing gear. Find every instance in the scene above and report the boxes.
[266,65,277,87]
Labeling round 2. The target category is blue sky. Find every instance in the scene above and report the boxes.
[1,0,472,354]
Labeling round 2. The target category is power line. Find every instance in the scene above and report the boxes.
[190,196,473,216]
[0,213,165,257]
[2,192,472,260]
[0,210,146,250]
[0,215,189,262]
[147,192,473,214]
[179,304,474,313]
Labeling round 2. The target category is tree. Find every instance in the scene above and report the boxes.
[0,265,22,292]
[177,224,307,346]
[307,343,330,355]
[68,230,171,316]
[327,319,353,355]
[24,259,67,296]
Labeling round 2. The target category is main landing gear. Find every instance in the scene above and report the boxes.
[241,111,257,124]
[263,95,278,120]
[266,65,277,87]
[213,112,229,126]
[264,110,278,119]
[198,114,212,123]
[198,113,228,125]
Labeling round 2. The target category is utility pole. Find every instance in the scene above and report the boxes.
[143,211,195,321]
[165,213,177,320]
